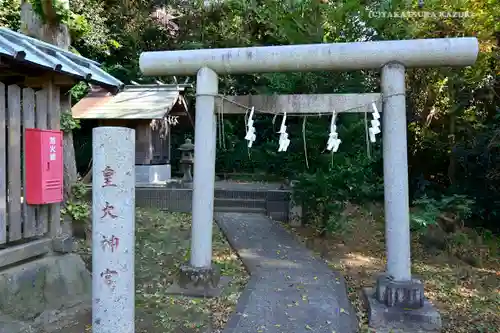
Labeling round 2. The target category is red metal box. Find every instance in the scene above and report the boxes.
[24,128,63,204]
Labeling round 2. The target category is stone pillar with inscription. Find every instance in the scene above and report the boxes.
[92,127,135,333]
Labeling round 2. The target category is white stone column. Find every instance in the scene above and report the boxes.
[92,127,135,333]
[190,67,218,268]
[381,63,411,282]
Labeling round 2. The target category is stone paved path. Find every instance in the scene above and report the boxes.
[215,213,357,333]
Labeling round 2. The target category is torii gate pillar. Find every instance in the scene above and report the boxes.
[381,62,412,282]
[140,37,478,331]
[189,67,218,269]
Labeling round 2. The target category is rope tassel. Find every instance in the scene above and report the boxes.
[369,102,381,143]
[277,112,290,152]
[326,110,341,152]
[244,106,256,147]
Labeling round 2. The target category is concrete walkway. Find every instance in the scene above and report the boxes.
[215,213,358,333]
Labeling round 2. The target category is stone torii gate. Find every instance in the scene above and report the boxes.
[139,37,478,329]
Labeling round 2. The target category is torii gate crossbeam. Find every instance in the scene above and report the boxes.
[140,38,477,75]
[139,37,478,331]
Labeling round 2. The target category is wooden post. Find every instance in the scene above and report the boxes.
[7,85,22,242]
[35,89,49,235]
[22,88,37,238]
[0,83,6,244]
[46,81,62,239]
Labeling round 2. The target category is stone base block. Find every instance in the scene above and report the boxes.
[376,274,424,308]
[178,264,221,288]
[166,276,231,298]
[363,288,442,333]
[166,264,229,298]
[0,254,91,333]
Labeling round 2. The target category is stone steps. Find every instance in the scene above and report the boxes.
[214,206,266,214]
[214,197,266,208]
[214,189,269,200]
[214,197,267,214]
[101,186,292,219]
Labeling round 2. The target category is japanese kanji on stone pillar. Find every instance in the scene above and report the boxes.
[92,126,135,333]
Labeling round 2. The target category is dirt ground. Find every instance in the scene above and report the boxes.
[66,209,249,333]
[287,203,500,333]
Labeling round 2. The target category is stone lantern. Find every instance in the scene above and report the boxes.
[178,138,194,182]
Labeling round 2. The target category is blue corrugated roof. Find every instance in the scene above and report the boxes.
[0,27,124,92]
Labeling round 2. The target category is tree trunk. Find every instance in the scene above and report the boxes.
[20,1,70,48]
[60,92,78,201]
[21,0,78,235]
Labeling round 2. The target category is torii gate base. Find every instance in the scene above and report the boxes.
[140,37,478,332]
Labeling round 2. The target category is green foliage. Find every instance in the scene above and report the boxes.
[61,200,90,222]
[293,151,383,234]
[0,0,20,30]
[29,0,69,23]
[410,195,475,232]
[61,182,90,223]
[70,0,121,56]
[71,181,88,200]
[29,0,89,39]
[28,0,116,48]
[60,110,80,133]
[69,81,89,104]
[66,10,90,40]
[182,0,498,233]
[451,120,500,229]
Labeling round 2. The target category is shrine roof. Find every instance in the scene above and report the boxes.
[0,27,123,92]
[72,85,189,119]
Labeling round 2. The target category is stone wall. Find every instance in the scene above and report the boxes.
[85,187,293,221]
[0,254,91,332]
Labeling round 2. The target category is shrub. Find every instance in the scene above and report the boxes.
[293,151,383,235]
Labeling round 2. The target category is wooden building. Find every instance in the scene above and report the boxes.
[72,84,192,183]
[0,27,122,266]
